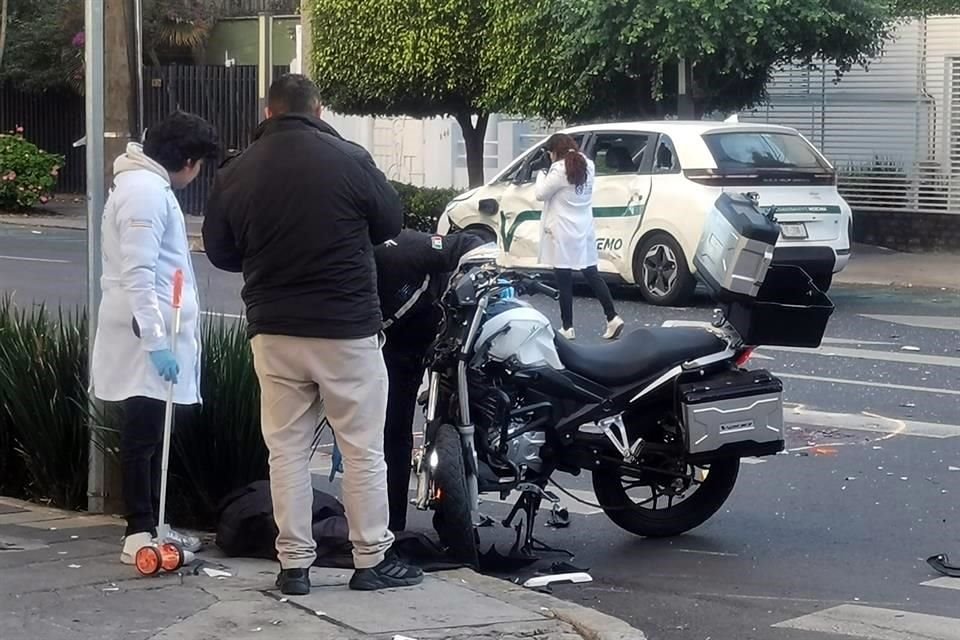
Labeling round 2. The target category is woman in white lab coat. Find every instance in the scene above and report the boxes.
[90,112,218,563]
[535,133,624,340]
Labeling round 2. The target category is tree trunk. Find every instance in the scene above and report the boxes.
[456,112,489,189]
[0,0,9,70]
[103,0,136,191]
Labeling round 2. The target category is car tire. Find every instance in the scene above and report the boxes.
[633,233,696,306]
[464,225,497,245]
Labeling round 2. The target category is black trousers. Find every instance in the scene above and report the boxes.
[109,396,193,537]
[554,266,618,330]
[383,338,429,532]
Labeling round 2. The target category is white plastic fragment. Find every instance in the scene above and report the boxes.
[201,568,232,579]
[68,564,81,569]
[901,346,920,352]
[948,466,960,472]
[70,535,79,540]
[392,636,419,640]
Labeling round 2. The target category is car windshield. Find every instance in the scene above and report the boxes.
[703,132,827,170]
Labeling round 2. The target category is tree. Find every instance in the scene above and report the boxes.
[1,0,9,70]
[309,0,492,187]
[488,0,899,122]
[894,0,960,13]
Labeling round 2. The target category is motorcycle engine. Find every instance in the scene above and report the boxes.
[489,420,547,475]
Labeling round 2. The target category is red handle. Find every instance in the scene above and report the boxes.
[172,270,184,309]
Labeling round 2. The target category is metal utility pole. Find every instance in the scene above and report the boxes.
[85,0,106,515]
[257,12,274,118]
[87,0,135,514]
[677,58,696,119]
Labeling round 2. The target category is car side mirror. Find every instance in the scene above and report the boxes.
[478,198,499,216]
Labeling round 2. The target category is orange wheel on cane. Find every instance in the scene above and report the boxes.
[159,542,185,572]
[135,545,162,576]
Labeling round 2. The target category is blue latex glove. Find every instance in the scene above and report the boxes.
[496,279,516,299]
[149,349,179,384]
[328,435,344,482]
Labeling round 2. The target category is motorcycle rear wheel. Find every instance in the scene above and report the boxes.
[430,424,480,568]
[592,458,740,538]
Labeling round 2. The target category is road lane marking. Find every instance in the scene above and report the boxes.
[674,548,738,557]
[821,337,900,346]
[922,577,960,591]
[762,345,960,368]
[863,314,960,332]
[773,604,960,639]
[785,406,960,439]
[776,372,960,397]
[0,255,71,264]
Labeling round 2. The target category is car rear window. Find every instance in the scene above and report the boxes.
[702,132,828,171]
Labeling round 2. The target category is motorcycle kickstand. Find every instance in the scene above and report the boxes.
[506,489,574,559]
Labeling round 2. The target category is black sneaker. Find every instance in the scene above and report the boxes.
[349,556,424,591]
[276,568,311,596]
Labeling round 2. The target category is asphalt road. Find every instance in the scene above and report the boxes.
[3,226,960,640]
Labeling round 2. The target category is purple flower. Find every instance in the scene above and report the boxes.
[72,32,85,48]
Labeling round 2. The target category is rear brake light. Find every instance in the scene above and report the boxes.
[735,348,756,367]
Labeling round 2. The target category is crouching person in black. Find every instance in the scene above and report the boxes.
[374,230,486,532]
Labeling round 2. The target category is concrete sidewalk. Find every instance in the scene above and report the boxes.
[2,198,957,290]
[0,497,643,640]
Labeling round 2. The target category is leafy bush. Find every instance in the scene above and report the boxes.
[0,300,89,509]
[0,130,64,210]
[390,181,459,233]
[0,301,270,529]
[167,315,268,528]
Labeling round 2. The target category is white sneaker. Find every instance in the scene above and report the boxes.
[120,531,154,565]
[602,316,625,340]
[165,528,202,553]
[558,327,576,340]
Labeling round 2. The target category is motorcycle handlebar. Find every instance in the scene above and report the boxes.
[524,277,560,300]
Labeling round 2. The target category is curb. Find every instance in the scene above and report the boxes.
[439,569,646,640]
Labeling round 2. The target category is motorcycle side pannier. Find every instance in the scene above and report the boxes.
[679,369,784,458]
[694,193,780,302]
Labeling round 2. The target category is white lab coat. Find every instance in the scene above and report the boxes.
[91,143,202,405]
[534,156,599,270]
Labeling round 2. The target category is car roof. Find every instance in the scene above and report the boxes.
[561,120,799,137]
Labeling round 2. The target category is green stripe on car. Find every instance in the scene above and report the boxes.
[500,204,645,251]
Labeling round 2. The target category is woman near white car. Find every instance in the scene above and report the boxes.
[535,133,624,341]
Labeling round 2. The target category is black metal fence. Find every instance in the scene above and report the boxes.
[1,64,289,214]
[216,0,301,16]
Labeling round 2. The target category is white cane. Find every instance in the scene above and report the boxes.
[155,268,184,542]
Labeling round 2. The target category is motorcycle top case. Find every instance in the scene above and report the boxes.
[694,193,781,302]
[679,369,784,457]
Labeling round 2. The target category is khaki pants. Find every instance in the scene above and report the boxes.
[251,333,394,570]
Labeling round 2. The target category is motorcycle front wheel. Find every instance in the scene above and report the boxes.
[591,458,740,538]
[430,424,479,568]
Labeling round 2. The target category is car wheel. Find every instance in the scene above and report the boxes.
[464,225,497,245]
[633,233,696,306]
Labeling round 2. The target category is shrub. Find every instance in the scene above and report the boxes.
[390,181,460,233]
[0,301,89,509]
[167,315,268,528]
[0,130,64,210]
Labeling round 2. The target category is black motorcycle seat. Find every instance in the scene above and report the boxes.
[554,327,727,387]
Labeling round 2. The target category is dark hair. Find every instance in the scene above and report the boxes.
[268,73,322,115]
[545,133,587,192]
[143,111,219,172]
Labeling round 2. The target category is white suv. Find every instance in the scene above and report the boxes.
[437,121,853,306]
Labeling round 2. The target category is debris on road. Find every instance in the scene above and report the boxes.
[928,554,960,578]
[201,568,232,579]
[949,466,960,472]
[901,346,920,352]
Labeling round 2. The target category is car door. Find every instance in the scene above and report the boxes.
[499,133,588,270]
[583,132,655,279]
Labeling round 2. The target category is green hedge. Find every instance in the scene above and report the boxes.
[391,181,459,233]
[0,300,266,526]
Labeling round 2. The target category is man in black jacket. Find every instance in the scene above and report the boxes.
[203,74,422,596]
[374,230,487,532]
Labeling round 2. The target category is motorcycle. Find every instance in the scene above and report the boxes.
[413,193,834,567]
